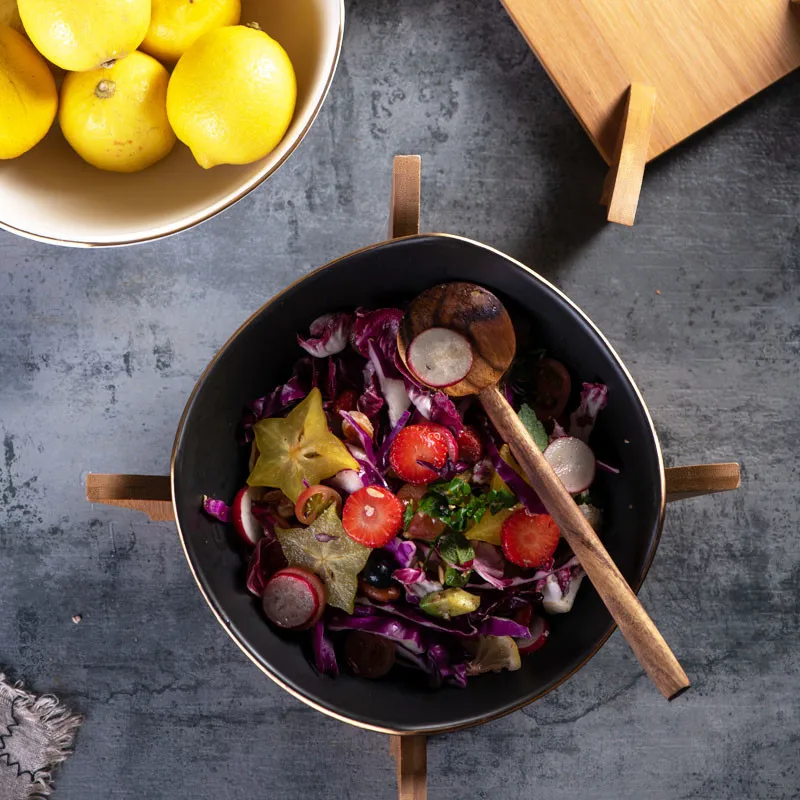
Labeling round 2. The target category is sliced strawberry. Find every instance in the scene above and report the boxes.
[456,425,483,464]
[389,424,449,485]
[232,486,264,546]
[419,422,459,462]
[262,567,326,630]
[501,509,561,568]
[342,486,404,547]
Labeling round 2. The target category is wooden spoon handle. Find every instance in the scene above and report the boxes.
[479,385,689,700]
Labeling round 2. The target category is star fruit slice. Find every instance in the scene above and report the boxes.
[248,387,359,502]
[276,505,370,613]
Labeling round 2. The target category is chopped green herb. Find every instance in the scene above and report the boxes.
[413,479,516,533]
[401,502,416,531]
[519,403,549,452]
[438,531,475,566]
[444,566,471,588]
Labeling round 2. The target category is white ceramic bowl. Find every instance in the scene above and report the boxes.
[0,0,344,246]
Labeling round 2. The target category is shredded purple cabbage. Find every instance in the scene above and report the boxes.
[569,382,608,442]
[245,531,288,596]
[383,537,417,569]
[406,383,464,434]
[350,307,404,358]
[203,496,230,523]
[311,620,339,676]
[297,313,353,358]
[327,609,427,655]
[368,340,411,426]
[471,542,511,589]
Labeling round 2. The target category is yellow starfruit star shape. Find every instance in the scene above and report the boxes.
[248,387,359,502]
[276,505,370,613]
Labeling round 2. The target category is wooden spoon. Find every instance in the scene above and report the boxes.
[398,282,689,700]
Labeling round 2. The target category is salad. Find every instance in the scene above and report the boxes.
[203,306,610,687]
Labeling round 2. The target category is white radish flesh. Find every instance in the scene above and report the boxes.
[262,568,325,630]
[407,328,473,388]
[232,486,264,546]
[541,570,586,614]
[543,436,596,494]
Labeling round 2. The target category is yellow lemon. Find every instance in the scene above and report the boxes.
[59,51,176,172]
[0,24,57,159]
[167,24,296,169]
[141,0,241,64]
[18,0,150,71]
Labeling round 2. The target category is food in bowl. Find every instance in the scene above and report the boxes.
[1,0,295,171]
[203,303,613,687]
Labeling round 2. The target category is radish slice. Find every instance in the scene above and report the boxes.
[516,615,550,655]
[543,436,596,494]
[407,328,473,388]
[262,567,326,630]
[232,486,264,546]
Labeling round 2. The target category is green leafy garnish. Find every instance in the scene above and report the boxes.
[519,403,549,452]
[438,531,475,566]
[415,477,517,533]
[444,567,472,588]
[401,502,416,531]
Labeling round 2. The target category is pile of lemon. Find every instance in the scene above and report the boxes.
[0,0,296,171]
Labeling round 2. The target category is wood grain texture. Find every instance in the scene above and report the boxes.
[479,385,689,700]
[397,282,516,397]
[665,463,741,502]
[389,155,421,238]
[390,735,427,800]
[604,84,656,226]
[85,474,174,522]
[500,0,800,163]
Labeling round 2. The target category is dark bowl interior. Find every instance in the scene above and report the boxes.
[171,235,665,734]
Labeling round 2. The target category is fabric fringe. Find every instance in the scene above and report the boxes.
[0,673,83,800]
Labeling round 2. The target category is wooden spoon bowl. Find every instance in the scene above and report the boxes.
[397,282,516,396]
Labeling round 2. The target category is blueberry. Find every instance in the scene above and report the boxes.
[362,551,395,589]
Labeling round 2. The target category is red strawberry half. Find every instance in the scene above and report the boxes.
[501,509,561,568]
[456,425,483,464]
[389,424,449,485]
[342,486,403,548]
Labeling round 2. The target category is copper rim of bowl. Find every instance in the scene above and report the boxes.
[0,1,345,248]
[168,232,667,736]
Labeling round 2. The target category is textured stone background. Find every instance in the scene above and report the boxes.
[2,1,799,798]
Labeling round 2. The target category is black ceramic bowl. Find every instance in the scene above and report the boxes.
[171,234,666,734]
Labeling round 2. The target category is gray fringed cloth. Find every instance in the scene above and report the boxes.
[0,675,81,799]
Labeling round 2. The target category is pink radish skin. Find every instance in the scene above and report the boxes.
[232,486,264,546]
[407,328,473,388]
[262,567,326,630]
[516,615,550,655]
[543,436,596,494]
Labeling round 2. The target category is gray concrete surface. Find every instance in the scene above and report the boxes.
[2,1,799,798]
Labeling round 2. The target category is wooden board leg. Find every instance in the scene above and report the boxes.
[388,155,421,239]
[85,473,174,521]
[389,735,427,800]
[602,83,656,226]
[665,463,740,502]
